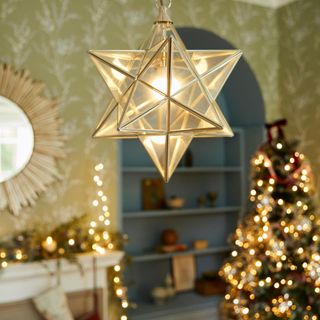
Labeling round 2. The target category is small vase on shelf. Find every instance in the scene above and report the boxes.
[185,149,193,167]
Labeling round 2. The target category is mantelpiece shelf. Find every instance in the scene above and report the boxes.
[122,166,242,173]
[123,206,241,219]
[131,245,231,263]
[130,292,222,320]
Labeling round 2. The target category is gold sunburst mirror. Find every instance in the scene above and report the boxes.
[0,64,64,215]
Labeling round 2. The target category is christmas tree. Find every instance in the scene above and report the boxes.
[220,120,320,319]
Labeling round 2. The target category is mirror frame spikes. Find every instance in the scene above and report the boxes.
[0,64,64,215]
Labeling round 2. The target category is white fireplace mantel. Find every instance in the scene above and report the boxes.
[0,251,123,319]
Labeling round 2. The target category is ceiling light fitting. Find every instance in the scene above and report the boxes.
[89,0,242,182]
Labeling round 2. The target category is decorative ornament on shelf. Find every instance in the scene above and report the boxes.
[166,195,185,209]
[89,0,242,182]
[158,228,187,253]
[151,273,175,305]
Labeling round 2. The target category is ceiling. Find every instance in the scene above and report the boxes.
[234,0,299,9]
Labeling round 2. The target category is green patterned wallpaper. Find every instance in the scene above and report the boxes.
[0,0,318,238]
[278,0,320,192]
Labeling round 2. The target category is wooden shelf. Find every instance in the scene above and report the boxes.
[123,206,241,219]
[131,245,231,263]
[130,292,222,320]
[123,166,242,173]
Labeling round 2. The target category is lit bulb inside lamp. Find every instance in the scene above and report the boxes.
[149,136,166,145]
[144,135,166,151]
[195,57,208,75]
[151,76,181,99]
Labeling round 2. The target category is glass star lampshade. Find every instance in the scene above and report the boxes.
[89,2,242,182]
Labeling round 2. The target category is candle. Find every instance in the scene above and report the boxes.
[42,236,57,253]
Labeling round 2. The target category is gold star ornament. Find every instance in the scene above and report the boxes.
[89,0,242,182]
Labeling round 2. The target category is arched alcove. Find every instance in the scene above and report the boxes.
[177,27,266,127]
[121,27,268,320]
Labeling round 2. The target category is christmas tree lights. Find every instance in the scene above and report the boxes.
[220,120,320,319]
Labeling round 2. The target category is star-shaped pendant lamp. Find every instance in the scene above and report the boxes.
[89,0,242,182]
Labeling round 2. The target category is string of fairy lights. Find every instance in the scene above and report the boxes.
[220,138,320,319]
[91,162,130,320]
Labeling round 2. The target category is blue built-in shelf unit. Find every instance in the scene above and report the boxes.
[118,28,266,320]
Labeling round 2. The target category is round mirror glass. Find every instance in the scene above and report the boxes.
[0,96,34,183]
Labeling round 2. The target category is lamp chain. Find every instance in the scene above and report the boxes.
[155,0,172,8]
